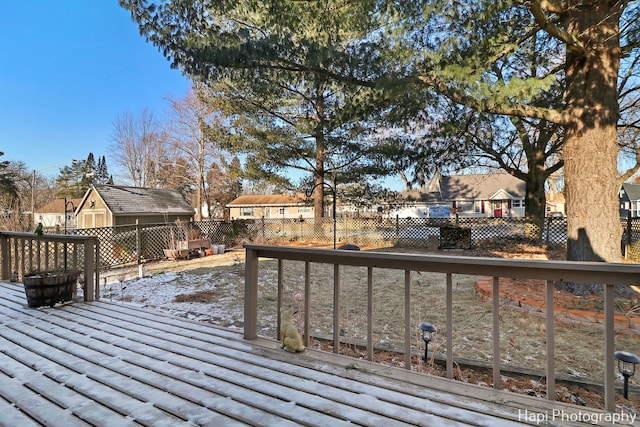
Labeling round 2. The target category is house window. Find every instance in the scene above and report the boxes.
[240,207,253,217]
[474,201,482,213]
[299,206,312,213]
[511,200,524,208]
[456,201,474,212]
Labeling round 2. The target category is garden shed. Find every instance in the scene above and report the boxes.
[75,184,195,229]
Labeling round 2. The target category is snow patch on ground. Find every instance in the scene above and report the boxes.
[101,267,247,329]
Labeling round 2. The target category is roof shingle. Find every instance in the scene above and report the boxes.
[92,185,194,215]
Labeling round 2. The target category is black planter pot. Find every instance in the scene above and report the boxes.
[23,270,79,308]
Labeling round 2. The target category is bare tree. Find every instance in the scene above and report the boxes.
[165,86,224,220]
[110,108,167,187]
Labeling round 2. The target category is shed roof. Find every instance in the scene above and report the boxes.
[82,185,194,216]
[227,194,307,207]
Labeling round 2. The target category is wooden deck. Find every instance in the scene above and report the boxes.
[0,282,631,427]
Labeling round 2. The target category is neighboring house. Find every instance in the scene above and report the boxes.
[227,194,314,220]
[391,173,526,218]
[441,174,526,217]
[34,198,82,231]
[75,184,195,229]
[619,182,640,218]
[545,192,566,216]
[388,190,442,218]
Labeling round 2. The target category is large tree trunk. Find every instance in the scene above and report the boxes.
[559,3,625,295]
[523,171,546,240]
[313,175,324,220]
[522,140,548,239]
[563,3,622,263]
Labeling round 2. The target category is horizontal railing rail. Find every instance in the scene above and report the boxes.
[0,231,100,301]
[243,243,640,413]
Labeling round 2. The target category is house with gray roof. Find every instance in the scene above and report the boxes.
[619,182,640,218]
[392,173,526,218]
[441,173,526,217]
[75,184,195,229]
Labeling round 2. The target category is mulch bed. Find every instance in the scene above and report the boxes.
[477,277,640,334]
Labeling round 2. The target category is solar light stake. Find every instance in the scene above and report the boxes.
[615,351,640,399]
[419,322,436,362]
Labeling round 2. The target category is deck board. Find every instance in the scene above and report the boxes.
[0,281,630,426]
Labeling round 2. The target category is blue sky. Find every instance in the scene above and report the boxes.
[0,1,191,180]
[0,2,406,191]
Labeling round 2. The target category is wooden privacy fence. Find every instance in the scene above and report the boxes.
[243,244,640,413]
[0,231,100,302]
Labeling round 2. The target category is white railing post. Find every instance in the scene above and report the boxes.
[604,283,615,412]
[276,259,283,340]
[492,276,501,390]
[304,261,311,347]
[0,234,9,280]
[244,246,259,340]
[545,280,555,400]
[446,273,453,379]
[367,267,374,361]
[93,238,100,300]
[333,264,341,353]
[404,270,411,370]
[83,237,96,302]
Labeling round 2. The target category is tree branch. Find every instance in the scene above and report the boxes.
[415,74,571,126]
[514,0,587,55]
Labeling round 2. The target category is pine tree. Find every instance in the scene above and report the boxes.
[120,1,640,263]
[55,154,101,198]
[0,152,18,202]
[95,156,110,184]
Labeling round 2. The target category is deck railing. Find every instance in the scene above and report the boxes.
[0,231,100,301]
[243,243,640,413]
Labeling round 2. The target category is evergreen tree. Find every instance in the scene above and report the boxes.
[122,1,400,219]
[55,153,102,198]
[0,152,18,202]
[95,156,110,184]
[120,0,640,264]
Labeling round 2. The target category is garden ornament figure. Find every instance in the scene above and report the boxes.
[34,222,43,241]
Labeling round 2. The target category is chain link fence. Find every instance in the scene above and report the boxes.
[239,216,571,247]
[66,215,640,269]
[622,216,640,260]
